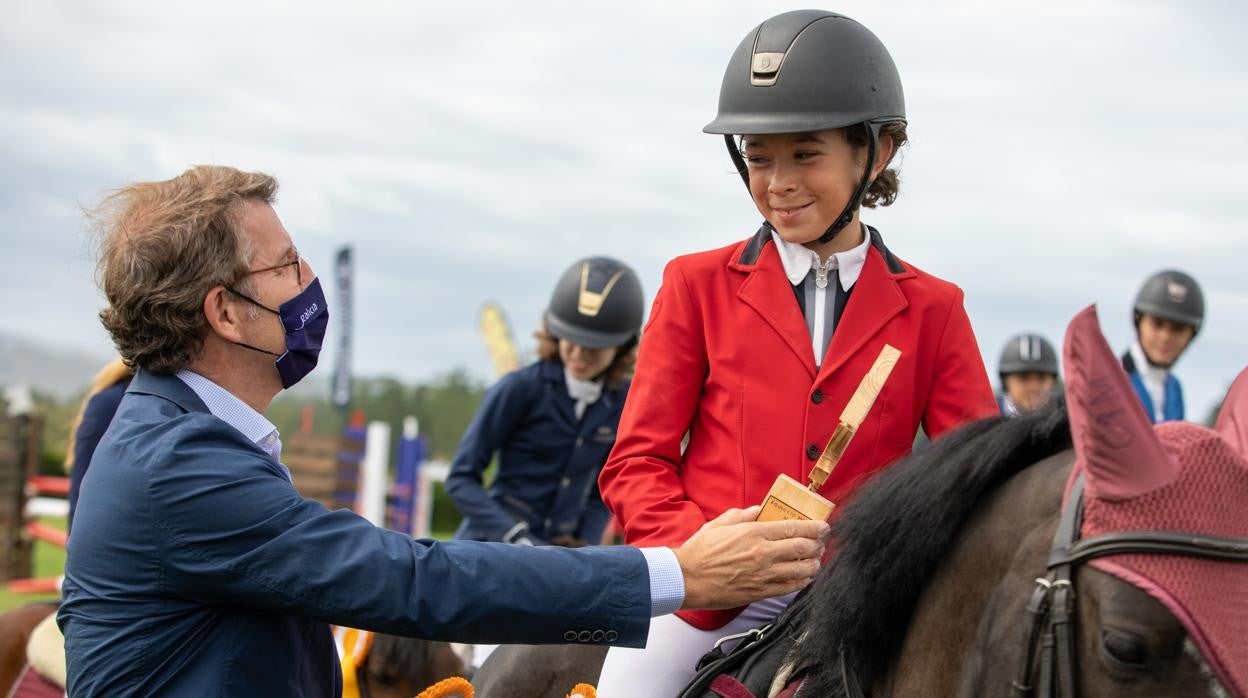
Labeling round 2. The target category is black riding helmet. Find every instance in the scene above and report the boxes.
[1133,269,1205,335]
[998,333,1059,389]
[544,256,644,350]
[704,10,906,245]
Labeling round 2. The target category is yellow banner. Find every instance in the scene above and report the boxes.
[479,302,521,378]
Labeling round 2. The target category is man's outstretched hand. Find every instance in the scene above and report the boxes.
[674,506,828,610]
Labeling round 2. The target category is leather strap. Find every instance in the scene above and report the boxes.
[1048,531,1248,567]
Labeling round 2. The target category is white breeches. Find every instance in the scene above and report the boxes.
[595,592,795,697]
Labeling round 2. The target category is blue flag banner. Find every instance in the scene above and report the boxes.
[331,246,353,411]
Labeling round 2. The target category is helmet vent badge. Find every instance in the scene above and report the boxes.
[1167,281,1188,303]
[750,52,786,86]
[577,264,625,317]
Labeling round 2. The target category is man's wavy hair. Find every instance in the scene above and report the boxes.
[92,165,277,373]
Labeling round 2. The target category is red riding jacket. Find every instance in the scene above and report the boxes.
[600,227,997,629]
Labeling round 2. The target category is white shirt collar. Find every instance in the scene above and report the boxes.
[769,225,872,292]
[564,366,603,403]
[564,366,604,419]
[1128,341,1169,421]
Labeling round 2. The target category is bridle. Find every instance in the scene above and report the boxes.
[1011,473,1248,697]
[835,472,1248,698]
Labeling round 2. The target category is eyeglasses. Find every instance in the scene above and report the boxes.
[241,248,302,288]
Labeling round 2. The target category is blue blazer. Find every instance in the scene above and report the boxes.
[60,369,650,697]
[446,360,627,544]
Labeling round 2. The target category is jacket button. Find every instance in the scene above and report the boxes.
[564,631,578,641]
[578,630,592,642]
[811,389,824,404]
[605,630,619,642]
[560,477,572,487]
[592,630,605,642]
[806,444,820,460]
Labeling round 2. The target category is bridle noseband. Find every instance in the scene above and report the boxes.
[1012,473,1248,697]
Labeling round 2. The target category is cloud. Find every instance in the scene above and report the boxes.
[1,0,1244,419]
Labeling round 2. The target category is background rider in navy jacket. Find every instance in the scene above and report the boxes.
[447,256,643,548]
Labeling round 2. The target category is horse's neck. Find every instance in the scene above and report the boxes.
[884,451,1075,697]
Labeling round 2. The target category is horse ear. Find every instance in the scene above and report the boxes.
[1215,367,1248,456]
[1063,305,1178,500]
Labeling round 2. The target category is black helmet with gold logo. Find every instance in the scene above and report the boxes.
[704,10,906,245]
[544,257,644,349]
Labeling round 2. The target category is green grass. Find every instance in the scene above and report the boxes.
[0,516,67,613]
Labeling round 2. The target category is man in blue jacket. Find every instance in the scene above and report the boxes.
[59,166,827,697]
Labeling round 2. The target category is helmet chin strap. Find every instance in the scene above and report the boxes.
[724,123,881,245]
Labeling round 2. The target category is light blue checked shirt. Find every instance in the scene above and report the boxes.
[173,370,685,616]
[175,370,289,480]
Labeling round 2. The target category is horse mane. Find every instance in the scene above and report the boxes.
[790,406,1072,695]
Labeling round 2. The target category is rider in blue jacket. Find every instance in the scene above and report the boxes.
[1122,270,1204,423]
[446,256,644,548]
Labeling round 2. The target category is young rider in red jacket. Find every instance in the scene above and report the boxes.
[596,10,998,693]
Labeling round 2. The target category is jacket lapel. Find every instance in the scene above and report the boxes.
[817,229,912,380]
[731,226,817,379]
[538,361,579,428]
[127,368,210,414]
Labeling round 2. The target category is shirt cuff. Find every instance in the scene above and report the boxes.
[640,546,685,617]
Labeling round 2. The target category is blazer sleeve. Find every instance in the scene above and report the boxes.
[921,288,998,439]
[443,370,534,539]
[147,418,652,647]
[599,259,710,548]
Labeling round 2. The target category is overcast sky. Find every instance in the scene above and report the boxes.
[2,1,1244,418]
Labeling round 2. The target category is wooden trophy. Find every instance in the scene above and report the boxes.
[756,344,902,523]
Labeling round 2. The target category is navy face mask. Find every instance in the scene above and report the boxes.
[228,277,329,389]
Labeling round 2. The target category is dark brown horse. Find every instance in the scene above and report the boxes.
[0,601,58,695]
[340,630,467,698]
[478,309,1248,697]
[780,308,1246,697]
[472,643,607,697]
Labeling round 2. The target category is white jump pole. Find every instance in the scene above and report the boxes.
[359,420,391,527]
[414,460,449,539]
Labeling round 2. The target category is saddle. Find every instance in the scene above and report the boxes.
[678,588,814,698]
